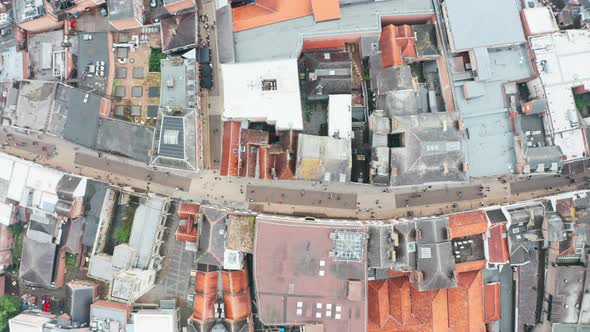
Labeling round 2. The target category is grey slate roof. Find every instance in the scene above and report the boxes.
[195,206,228,266]
[128,198,166,269]
[19,237,57,288]
[82,181,107,248]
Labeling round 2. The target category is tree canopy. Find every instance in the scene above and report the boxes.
[0,295,20,332]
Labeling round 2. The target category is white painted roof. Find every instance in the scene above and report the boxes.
[134,310,177,332]
[0,156,14,181]
[26,167,62,195]
[7,162,29,203]
[9,313,53,332]
[0,202,13,226]
[222,59,303,130]
[328,95,353,140]
[554,129,587,161]
[529,30,590,159]
[522,7,559,36]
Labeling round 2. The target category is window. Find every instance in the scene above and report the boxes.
[388,133,405,148]
[262,79,277,91]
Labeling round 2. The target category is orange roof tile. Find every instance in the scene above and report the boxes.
[302,39,346,51]
[380,25,403,68]
[368,269,488,332]
[311,0,341,22]
[221,270,249,294]
[368,280,390,328]
[484,283,501,323]
[223,292,252,321]
[192,293,217,322]
[487,222,510,264]
[178,202,200,219]
[195,271,218,295]
[448,210,489,239]
[448,270,485,332]
[456,259,487,273]
[232,0,313,32]
[221,121,241,177]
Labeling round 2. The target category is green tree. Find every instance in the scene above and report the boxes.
[113,226,131,243]
[7,223,22,236]
[0,295,20,332]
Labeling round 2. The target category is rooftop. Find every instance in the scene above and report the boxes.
[128,197,167,269]
[253,216,367,331]
[152,110,198,171]
[19,236,58,288]
[443,0,525,51]
[76,32,109,95]
[295,134,352,182]
[194,205,229,267]
[96,118,154,163]
[222,59,303,130]
[27,29,69,81]
[109,0,136,21]
[161,11,197,54]
[231,0,434,62]
[160,58,198,109]
[13,0,45,24]
[529,30,590,160]
[389,112,467,186]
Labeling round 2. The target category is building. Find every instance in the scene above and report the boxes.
[134,309,180,332]
[389,112,467,186]
[190,268,252,331]
[221,59,303,131]
[14,0,104,33]
[108,0,144,30]
[6,81,102,148]
[521,6,560,37]
[9,312,55,332]
[299,50,352,101]
[88,197,168,304]
[19,236,65,288]
[253,216,367,331]
[161,11,198,54]
[163,0,195,15]
[65,280,98,325]
[295,134,352,182]
[529,30,590,161]
[442,0,525,52]
[328,95,353,140]
[151,58,200,171]
[226,0,435,63]
[194,205,228,267]
[90,301,132,332]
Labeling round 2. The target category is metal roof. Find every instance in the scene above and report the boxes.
[158,116,185,160]
[443,0,525,51]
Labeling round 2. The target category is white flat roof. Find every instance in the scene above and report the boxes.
[0,202,13,226]
[134,310,177,332]
[554,128,587,161]
[522,7,559,36]
[328,95,353,140]
[7,162,29,203]
[530,30,590,136]
[222,59,303,130]
[9,313,54,332]
[0,156,14,181]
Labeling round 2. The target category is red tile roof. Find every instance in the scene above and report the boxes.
[302,39,346,51]
[232,0,313,32]
[221,121,241,177]
[448,270,485,332]
[176,203,199,243]
[380,25,403,68]
[192,269,252,323]
[448,210,489,239]
[456,259,487,273]
[239,129,269,178]
[484,283,501,323]
[368,270,489,331]
[487,222,509,264]
[311,0,341,22]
